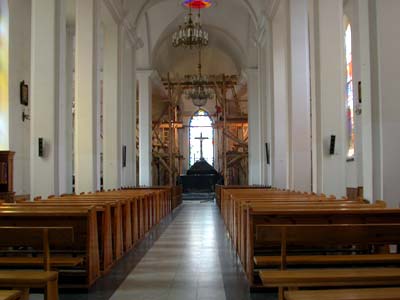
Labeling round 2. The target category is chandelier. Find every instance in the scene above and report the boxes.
[172,8,209,49]
[184,48,214,107]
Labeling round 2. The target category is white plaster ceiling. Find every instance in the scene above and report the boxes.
[133,0,271,75]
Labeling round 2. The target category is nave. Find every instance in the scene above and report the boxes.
[30,202,271,300]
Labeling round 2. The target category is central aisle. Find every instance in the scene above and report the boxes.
[109,201,251,300]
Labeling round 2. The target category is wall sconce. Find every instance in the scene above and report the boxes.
[22,110,30,122]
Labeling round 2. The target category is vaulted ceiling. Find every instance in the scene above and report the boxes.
[128,0,272,76]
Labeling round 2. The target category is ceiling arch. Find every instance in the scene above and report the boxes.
[135,0,261,71]
[125,0,262,30]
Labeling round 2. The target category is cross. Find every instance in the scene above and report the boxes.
[195,132,209,159]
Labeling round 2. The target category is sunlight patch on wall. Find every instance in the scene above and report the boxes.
[0,0,9,150]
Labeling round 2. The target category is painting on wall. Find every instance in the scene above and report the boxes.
[0,0,9,150]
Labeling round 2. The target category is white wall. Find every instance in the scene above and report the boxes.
[371,0,400,207]
[8,0,31,196]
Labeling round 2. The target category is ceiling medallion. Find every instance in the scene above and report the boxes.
[172,7,209,49]
[182,0,213,9]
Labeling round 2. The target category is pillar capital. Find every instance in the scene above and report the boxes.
[136,68,157,79]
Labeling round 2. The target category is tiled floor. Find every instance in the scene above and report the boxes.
[110,201,228,300]
[31,201,276,300]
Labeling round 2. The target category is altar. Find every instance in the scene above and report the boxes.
[180,158,221,193]
[180,133,222,193]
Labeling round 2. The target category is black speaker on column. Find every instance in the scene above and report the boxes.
[122,145,127,167]
[329,135,336,155]
[38,138,44,157]
[265,142,270,165]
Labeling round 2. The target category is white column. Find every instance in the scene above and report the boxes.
[58,2,73,195]
[75,0,100,193]
[314,0,346,197]
[272,0,290,189]
[120,38,137,188]
[288,0,312,192]
[103,18,120,190]
[265,19,274,187]
[131,48,137,186]
[353,0,373,202]
[371,0,400,207]
[247,68,263,185]
[137,70,153,186]
[61,26,74,194]
[8,0,31,196]
[30,0,62,198]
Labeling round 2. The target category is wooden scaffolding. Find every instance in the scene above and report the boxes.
[212,75,248,185]
[151,73,249,186]
[152,74,184,186]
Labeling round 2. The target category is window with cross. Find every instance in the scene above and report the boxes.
[189,109,214,167]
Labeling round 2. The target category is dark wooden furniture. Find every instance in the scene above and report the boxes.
[0,151,15,203]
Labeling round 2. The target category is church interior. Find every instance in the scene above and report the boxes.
[0,0,400,299]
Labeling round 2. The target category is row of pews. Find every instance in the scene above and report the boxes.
[219,186,400,300]
[0,187,176,300]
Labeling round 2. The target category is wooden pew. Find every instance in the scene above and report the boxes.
[216,185,269,209]
[3,201,114,273]
[0,290,23,300]
[0,189,173,288]
[0,226,78,270]
[0,226,74,300]
[0,271,58,300]
[284,287,400,300]
[245,207,400,286]
[235,201,384,269]
[0,207,100,287]
[256,223,400,300]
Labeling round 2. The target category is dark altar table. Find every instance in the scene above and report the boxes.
[180,174,218,193]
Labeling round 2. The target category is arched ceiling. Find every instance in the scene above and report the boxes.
[132,0,271,74]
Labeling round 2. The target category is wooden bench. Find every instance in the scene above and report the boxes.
[0,207,100,287]
[245,208,400,286]
[0,226,75,300]
[0,271,58,300]
[0,226,79,270]
[260,268,400,300]
[235,201,385,272]
[256,223,400,300]
[255,253,400,267]
[0,290,23,300]
[284,287,400,300]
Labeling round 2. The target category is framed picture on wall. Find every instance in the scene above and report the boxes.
[20,81,29,106]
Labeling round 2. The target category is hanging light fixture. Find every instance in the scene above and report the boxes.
[172,7,209,49]
[184,47,214,107]
[183,0,213,9]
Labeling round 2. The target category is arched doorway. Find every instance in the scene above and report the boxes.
[189,109,214,167]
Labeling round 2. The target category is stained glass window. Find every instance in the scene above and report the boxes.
[183,0,212,9]
[0,1,9,150]
[345,23,355,159]
[189,109,214,166]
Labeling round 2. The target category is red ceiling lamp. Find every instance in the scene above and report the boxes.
[183,0,213,9]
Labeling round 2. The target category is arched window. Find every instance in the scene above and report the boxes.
[189,109,214,166]
[0,1,9,149]
[344,22,355,159]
